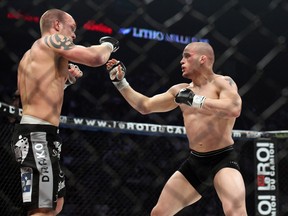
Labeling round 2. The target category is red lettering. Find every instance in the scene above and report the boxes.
[257,175,265,186]
[83,20,112,34]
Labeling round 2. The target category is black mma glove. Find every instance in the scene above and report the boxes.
[106,59,129,90]
[99,36,119,52]
[175,88,206,108]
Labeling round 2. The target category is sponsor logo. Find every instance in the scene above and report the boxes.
[118,27,209,44]
[83,20,113,34]
[255,141,277,215]
[14,135,29,163]
[21,167,33,202]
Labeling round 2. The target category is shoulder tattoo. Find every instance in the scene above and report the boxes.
[44,34,74,50]
[224,77,235,86]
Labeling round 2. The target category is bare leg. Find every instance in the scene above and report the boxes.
[28,208,56,216]
[28,197,64,216]
[151,171,201,216]
[55,197,64,215]
[214,168,247,216]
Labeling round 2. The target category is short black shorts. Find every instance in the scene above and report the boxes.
[178,145,240,195]
[11,124,66,211]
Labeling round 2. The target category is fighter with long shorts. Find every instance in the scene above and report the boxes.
[11,116,65,212]
[12,8,118,215]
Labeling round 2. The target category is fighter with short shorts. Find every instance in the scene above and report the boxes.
[11,115,66,212]
[105,42,247,215]
[178,145,240,195]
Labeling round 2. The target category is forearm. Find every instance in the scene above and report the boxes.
[117,84,177,114]
[84,44,112,66]
[175,87,241,118]
[86,36,119,66]
[62,45,111,67]
[118,85,151,114]
[106,59,177,114]
[202,98,241,118]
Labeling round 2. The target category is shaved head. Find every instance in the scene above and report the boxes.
[188,42,215,65]
[39,9,72,34]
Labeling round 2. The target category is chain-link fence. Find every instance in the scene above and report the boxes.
[1,108,288,216]
[1,0,288,215]
[1,0,288,130]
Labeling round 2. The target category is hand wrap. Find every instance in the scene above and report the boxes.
[107,60,129,91]
[64,77,75,89]
[175,88,206,108]
[108,61,126,82]
[99,36,119,52]
[64,63,81,89]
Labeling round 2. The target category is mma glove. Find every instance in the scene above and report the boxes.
[99,36,119,52]
[64,63,82,89]
[106,60,129,90]
[175,88,206,108]
[64,77,75,89]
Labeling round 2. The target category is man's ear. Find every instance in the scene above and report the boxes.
[54,20,61,31]
[200,55,207,64]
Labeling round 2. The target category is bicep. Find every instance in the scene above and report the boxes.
[219,77,241,104]
[203,77,242,117]
[43,34,98,66]
[147,91,178,112]
[218,78,242,114]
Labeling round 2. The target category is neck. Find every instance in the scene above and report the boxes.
[191,72,215,87]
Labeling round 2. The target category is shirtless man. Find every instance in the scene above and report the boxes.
[11,9,118,216]
[106,42,247,216]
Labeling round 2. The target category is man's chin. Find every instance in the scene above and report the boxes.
[182,73,188,79]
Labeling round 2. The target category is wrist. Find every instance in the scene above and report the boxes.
[113,78,130,91]
[192,95,206,108]
[101,42,114,52]
[64,77,75,90]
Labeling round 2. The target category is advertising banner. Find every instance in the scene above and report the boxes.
[255,139,278,216]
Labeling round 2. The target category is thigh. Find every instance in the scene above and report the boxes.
[154,171,202,215]
[214,168,246,209]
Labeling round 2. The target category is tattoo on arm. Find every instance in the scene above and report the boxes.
[44,34,74,50]
[225,77,235,86]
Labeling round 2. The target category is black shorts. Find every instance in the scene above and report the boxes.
[11,124,66,211]
[178,145,240,195]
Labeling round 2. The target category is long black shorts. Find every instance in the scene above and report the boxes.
[11,124,66,211]
[178,145,240,195]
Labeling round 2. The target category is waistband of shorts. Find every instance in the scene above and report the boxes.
[190,145,234,157]
[21,114,52,125]
[14,123,59,134]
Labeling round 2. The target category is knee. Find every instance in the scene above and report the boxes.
[150,205,164,216]
[28,209,55,216]
[222,200,247,216]
[223,208,247,216]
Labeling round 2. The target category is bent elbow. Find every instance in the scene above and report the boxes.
[138,108,151,115]
[89,56,107,67]
[231,108,241,118]
[137,105,152,115]
[229,101,242,118]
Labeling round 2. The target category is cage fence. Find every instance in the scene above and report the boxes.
[1,1,288,216]
[0,103,288,216]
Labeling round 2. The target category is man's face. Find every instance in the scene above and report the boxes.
[59,14,76,41]
[180,44,197,78]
